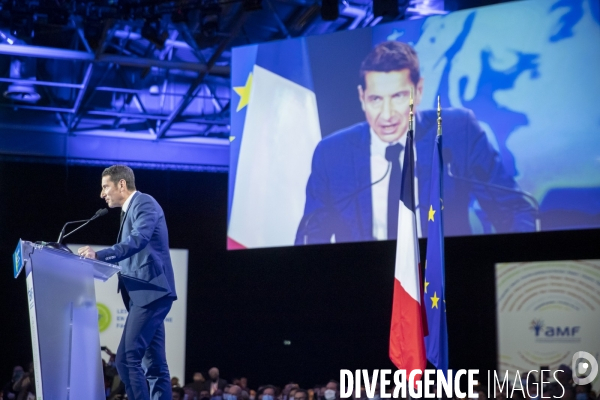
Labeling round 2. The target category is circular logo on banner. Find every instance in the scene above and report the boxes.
[97,303,112,332]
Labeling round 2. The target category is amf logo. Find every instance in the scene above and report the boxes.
[529,319,581,343]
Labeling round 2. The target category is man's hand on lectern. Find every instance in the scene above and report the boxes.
[77,246,97,260]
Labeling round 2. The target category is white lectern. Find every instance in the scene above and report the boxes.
[13,239,121,400]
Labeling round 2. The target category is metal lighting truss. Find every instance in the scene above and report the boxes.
[0,18,234,140]
[0,0,445,169]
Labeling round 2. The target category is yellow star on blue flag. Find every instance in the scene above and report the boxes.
[233,72,253,112]
[428,205,436,221]
[431,292,440,309]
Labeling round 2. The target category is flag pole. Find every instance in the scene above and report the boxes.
[437,96,442,137]
[424,94,449,375]
[409,88,414,132]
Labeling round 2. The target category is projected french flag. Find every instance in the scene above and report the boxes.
[389,128,427,379]
[228,39,321,249]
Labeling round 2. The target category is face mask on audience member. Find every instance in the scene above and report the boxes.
[575,394,587,400]
[263,395,274,400]
[224,394,237,400]
[324,390,336,400]
[249,396,255,400]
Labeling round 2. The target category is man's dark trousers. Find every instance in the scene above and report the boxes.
[116,294,173,400]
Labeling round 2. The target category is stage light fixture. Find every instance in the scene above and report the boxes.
[321,0,339,21]
[149,85,160,95]
[141,20,169,49]
[0,31,40,103]
[373,0,400,17]
[200,4,221,38]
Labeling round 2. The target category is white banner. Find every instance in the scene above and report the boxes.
[496,260,600,391]
[69,245,188,383]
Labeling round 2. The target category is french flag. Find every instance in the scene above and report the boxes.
[227,38,321,250]
[389,127,427,378]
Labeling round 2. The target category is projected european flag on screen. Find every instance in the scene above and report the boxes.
[228,0,600,250]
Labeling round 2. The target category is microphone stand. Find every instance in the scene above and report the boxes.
[57,209,108,244]
[57,219,90,244]
[61,219,96,242]
[40,209,109,253]
[446,164,541,232]
[38,218,91,253]
[302,162,392,244]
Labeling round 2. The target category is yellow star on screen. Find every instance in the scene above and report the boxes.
[428,205,436,221]
[431,292,440,309]
[233,72,253,112]
[424,279,430,293]
[229,136,236,142]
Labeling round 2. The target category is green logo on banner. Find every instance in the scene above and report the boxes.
[97,303,112,332]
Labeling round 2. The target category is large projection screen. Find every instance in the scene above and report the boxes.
[227,0,600,249]
[496,259,600,393]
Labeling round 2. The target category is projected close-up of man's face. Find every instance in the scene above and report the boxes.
[358,69,423,143]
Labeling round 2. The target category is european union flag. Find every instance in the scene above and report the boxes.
[424,127,449,374]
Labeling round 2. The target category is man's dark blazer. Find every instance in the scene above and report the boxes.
[295,108,535,245]
[97,191,177,307]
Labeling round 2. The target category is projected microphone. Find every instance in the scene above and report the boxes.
[442,149,541,231]
[300,161,393,245]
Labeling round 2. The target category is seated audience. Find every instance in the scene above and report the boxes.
[173,386,186,400]
[2,366,23,400]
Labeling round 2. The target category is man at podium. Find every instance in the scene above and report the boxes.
[78,165,177,400]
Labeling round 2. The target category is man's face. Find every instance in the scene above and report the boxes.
[100,176,126,208]
[173,391,182,400]
[358,69,423,143]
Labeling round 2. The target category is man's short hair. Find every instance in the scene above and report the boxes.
[259,385,277,396]
[360,41,420,87]
[102,165,136,190]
